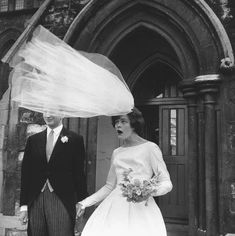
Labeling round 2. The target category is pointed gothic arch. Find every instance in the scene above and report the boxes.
[64,0,233,78]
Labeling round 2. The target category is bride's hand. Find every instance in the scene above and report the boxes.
[76,203,85,219]
[19,210,28,225]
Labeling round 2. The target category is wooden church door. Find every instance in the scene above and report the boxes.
[139,104,188,224]
[158,105,188,223]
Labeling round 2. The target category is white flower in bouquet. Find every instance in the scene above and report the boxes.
[119,168,159,206]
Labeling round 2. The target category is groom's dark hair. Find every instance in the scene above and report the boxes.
[111,107,145,136]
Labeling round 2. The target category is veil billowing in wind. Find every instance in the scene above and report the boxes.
[10,25,134,117]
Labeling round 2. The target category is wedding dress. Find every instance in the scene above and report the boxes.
[80,141,173,236]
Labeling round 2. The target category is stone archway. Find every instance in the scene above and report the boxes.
[64,0,233,75]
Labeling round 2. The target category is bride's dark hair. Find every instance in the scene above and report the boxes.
[111,107,145,136]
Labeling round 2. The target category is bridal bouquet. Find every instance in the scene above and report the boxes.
[119,168,158,206]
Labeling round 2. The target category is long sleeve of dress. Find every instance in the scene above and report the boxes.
[80,155,117,208]
[149,144,173,196]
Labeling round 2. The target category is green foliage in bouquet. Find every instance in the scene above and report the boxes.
[119,168,158,206]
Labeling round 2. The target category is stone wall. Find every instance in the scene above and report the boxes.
[219,71,235,234]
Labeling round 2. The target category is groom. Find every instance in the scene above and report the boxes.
[19,113,87,236]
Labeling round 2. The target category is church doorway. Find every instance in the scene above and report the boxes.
[133,61,188,225]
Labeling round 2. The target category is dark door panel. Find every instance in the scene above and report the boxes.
[159,105,188,223]
[138,104,188,224]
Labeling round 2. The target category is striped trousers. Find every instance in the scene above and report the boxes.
[28,187,74,236]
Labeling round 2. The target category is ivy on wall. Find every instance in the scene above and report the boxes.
[42,0,91,38]
[206,0,233,23]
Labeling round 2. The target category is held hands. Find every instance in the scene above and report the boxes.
[76,203,85,219]
[19,210,28,225]
[19,205,84,224]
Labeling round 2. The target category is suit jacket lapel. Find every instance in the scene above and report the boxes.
[37,129,47,163]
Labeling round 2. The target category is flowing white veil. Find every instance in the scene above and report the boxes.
[10,25,134,117]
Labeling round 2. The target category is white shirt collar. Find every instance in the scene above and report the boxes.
[47,124,63,136]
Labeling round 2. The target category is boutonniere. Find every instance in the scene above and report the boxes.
[61,135,69,143]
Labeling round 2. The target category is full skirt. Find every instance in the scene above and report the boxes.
[81,188,167,236]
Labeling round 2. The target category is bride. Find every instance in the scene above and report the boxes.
[77,107,173,236]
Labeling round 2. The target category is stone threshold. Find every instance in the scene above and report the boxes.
[0,214,26,236]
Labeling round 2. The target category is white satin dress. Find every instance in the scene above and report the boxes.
[80,141,173,236]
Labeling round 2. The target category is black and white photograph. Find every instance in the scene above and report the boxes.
[0,0,235,236]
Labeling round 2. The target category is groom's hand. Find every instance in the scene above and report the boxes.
[19,210,28,225]
[76,203,85,219]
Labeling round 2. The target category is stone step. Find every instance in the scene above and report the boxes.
[0,214,27,236]
[5,229,27,236]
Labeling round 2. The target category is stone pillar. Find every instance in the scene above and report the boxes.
[195,74,221,236]
[197,92,206,235]
[180,79,198,236]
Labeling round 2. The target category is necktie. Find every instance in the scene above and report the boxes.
[46,130,54,161]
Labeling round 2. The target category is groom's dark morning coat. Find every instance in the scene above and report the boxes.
[20,127,87,224]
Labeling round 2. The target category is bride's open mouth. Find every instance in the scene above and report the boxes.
[117,130,123,135]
